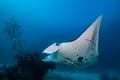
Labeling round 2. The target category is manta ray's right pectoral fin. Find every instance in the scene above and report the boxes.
[74,15,103,44]
[72,15,102,55]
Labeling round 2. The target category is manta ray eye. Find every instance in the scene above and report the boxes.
[56,43,60,46]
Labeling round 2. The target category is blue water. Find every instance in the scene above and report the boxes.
[0,0,120,77]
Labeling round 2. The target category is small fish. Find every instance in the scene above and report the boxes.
[42,15,103,68]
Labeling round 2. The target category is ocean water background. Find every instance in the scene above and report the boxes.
[0,0,120,75]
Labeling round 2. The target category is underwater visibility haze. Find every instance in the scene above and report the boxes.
[0,0,120,80]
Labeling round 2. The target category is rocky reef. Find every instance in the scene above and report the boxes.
[0,51,55,80]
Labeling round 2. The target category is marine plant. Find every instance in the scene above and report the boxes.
[2,16,23,52]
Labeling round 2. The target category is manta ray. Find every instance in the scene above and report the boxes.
[42,15,103,68]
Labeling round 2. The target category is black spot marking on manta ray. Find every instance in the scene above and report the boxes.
[78,56,84,63]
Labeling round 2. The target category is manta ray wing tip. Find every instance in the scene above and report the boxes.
[98,15,103,21]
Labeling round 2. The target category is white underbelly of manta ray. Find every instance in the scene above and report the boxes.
[42,15,103,68]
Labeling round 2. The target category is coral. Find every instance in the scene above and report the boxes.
[0,51,56,80]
